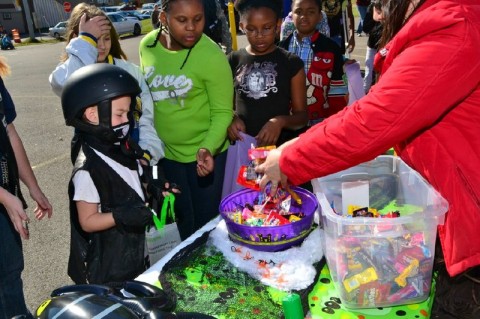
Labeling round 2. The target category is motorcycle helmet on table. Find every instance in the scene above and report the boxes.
[33,280,215,319]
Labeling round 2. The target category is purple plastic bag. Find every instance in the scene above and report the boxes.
[345,61,365,105]
[221,132,257,199]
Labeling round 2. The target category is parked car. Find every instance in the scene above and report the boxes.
[141,3,154,10]
[100,6,120,12]
[115,11,141,21]
[124,11,150,20]
[118,4,137,11]
[49,21,67,39]
[106,12,142,36]
[141,9,153,15]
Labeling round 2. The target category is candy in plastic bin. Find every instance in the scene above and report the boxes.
[382,211,400,218]
[347,205,362,216]
[336,252,349,279]
[407,274,426,296]
[387,284,419,303]
[357,281,392,307]
[377,258,398,281]
[343,267,378,293]
[394,258,419,287]
[352,207,373,217]
[394,246,426,273]
[353,249,376,269]
[388,237,410,256]
[408,232,425,246]
[347,257,364,273]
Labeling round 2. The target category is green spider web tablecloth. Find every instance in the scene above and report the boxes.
[155,228,435,319]
[158,230,322,318]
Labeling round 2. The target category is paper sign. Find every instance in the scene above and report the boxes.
[341,180,369,215]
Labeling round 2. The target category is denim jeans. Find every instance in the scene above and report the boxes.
[356,5,368,34]
[0,209,29,319]
[162,150,227,240]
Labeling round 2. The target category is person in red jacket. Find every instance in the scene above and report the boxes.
[257,0,480,316]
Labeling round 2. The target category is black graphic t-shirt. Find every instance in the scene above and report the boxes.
[228,47,303,139]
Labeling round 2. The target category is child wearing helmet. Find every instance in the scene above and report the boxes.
[61,64,173,285]
[49,3,164,165]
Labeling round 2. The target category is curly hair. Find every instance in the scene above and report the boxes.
[0,56,10,76]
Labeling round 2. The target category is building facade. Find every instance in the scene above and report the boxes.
[0,0,134,34]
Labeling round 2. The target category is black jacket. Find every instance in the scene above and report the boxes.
[362,3,383,49]
[68,141,146,285]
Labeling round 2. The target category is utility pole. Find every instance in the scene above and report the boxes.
[21,0,35,40]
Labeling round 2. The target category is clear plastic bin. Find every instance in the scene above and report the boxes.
[311,156,448,308]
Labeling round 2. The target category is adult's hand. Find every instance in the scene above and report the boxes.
[256,148,289,192]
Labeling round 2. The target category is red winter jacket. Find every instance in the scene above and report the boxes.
[280,0,480,276]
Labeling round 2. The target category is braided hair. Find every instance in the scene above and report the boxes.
[146,0,204,69]
[145,0,170,49]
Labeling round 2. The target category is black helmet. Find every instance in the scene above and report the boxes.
[34,291,140,319]
[61,63,141,143]
[34,281,215,319]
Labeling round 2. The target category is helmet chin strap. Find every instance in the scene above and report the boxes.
[97,99,118,143]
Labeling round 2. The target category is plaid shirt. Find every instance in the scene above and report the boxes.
[288,31,314,75]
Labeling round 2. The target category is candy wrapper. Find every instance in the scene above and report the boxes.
[236,145,275,190]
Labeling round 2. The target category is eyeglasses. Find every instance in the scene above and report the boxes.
[243,26,277,37]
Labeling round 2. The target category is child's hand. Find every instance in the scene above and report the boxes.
[161,182,181,197]
[347,36,355,54]
[227,116,246,142]
[196,148,214,177]
[79,13,111,39]
[29,187,53,220]
[256,118,282,146]
[1,190,30,240]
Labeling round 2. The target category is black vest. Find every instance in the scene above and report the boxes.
[0,92,26,208]
[68,142,146,284]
